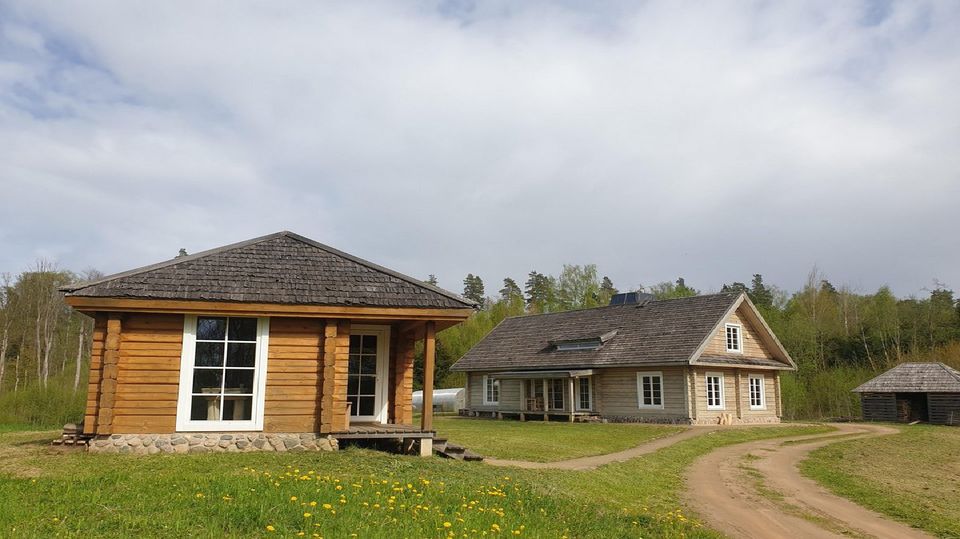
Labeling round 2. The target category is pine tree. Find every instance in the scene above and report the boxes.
[499,278,522,302]
[524,271,554,313]
[748,274,773,308]
[462,274,485,306]
[425,274,439,286]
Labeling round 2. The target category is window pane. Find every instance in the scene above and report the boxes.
[358,396,375,416]
[349,335,362,354]
[359,375,376,395]
[195,342,225,367]
[197,317,226,340]
[226,343,256,367]
[361,335,377,355]
[224,369,254,394]
[193,369,223,393]
[348,355,360,374]
[191,395,220,421]
[348,375,360,395]
[360,356,377,375]
[229,318,258,341]
[223,396,253,420]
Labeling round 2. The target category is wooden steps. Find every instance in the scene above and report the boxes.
[432,438,483,461]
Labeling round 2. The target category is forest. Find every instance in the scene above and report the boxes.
[1,262,958,426]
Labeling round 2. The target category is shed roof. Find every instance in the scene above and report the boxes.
[451,292,794,371]
[853,362,960,393]
[61,231,475,309]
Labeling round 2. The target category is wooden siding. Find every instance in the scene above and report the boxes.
[319,320,350,433]
[693,368,738,420]
[928,393,960,425]
[466,373,522,410]
[739,371,779,418]
[264,318,323,433]
[860,392,897,422]
[704,308,774,359]
[83,314,107,434]
[596,367,688,419]
[113,314,183,434]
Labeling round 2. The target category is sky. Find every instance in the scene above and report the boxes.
[0,1,958,299]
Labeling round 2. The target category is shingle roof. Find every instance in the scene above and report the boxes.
[852,362,960,393]
[61,231,475,309]
[451,293,784,371]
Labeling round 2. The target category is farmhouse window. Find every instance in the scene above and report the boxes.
[577,377,593,410]
[706,373,725,410]
[176,316,270,431]
[483,375,500,405]
[637,372,664,408]
[725,324,742,352]
[749,374,765,409]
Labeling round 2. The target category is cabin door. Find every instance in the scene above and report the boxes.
[347,326,390,423]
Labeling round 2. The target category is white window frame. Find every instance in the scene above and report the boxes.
[482,375,500,405]
[576,377,593,411]
[705,372,725,410]
[748,374,766,410]
[348,325,391,423]
[725,323,743,353]
[636,371,664,409]
[176,315,270,432]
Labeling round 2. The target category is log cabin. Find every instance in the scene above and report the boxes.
[451,292,796,424]
[853,362,960,425]
[60,231,476,455]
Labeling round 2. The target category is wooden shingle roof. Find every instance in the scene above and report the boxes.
[61,231,475,309]
[853,362,960,393]
[451,292,793,371]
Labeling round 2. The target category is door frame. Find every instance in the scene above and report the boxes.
[349,324,391,423]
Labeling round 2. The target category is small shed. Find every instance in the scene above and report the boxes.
[853,362,960,425]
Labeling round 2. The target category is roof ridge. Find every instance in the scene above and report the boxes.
[277,232,475,308]
[936,362,960,383]
[500,291,740,322]
[60,231,287,293]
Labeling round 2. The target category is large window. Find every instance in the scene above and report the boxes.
[706,373,725,410]
[725,324,742,353]
[177,316,269,431]
[637,372,664,409]
[548,379,565,410]
[748,374,766,410]
[577,377,592,411]
[483,375,500,405]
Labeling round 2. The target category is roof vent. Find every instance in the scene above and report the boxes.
[609,292,654,306]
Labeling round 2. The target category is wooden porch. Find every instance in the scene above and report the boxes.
[333,422,434,440]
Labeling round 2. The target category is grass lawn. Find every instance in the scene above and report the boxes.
[0,423,831,538]
[433,416,683,461]
[801,424,960,538]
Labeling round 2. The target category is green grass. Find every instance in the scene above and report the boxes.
[433,416,682,461]
[0,423,832,538]
[801,424,960,539]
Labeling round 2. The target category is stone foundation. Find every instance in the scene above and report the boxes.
[691,415,781,425]
[88,432,339,454]
[602,415,694,425]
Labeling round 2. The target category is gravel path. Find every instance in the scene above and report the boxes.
[684,422,931,539]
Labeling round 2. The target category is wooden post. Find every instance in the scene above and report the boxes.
[421,321,436,432]
[320,319,351,433]
[734,370,743,420]
[568,377,575,413]
[774,372,782,418]
[688,368,698,423]
[519,377,526,412]
[543,379,549,412]
[391,330,415,425]
[97,313,122,435]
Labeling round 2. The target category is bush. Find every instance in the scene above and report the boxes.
[0,375,86,428]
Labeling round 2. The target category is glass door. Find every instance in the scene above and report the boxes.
[347,326,389,422]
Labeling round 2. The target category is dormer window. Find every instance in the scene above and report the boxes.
[725,323,742,353]
[555,340,601,352]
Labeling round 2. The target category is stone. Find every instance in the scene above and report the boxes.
[171,437,188,446]
[189,445,210,454]
[203,439,218,448]
[218,440,230,449]
[173,443,189,454]
[283,437,300,449]
[288,445,305,452]
[147,446,160,455]
[253,439,266,449]
[220,434,233,441]
[236,440,249,449]
[110,434,122,440]
[119,445,131,454]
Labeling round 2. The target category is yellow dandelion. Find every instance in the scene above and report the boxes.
[303,512,312,518]
[266,525,276,532]
[443,522,452,528]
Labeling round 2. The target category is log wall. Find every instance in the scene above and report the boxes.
[860,392,897,422]
[928,393,960,426]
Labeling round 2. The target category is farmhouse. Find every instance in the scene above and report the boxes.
[853,362,960,425]
[451,292,796,424]
[60,231,476,454]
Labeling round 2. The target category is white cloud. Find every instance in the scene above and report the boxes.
[0,1,957,296]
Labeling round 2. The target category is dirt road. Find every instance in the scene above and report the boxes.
[685,422,931,539]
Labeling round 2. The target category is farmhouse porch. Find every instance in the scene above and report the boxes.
[461,369,600,422]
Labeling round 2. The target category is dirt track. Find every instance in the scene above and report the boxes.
[685,423,931,539]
